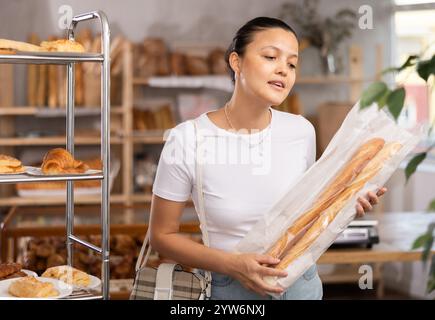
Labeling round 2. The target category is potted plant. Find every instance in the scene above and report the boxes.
[280,0,357,75]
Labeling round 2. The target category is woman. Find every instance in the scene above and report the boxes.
[150,17,386,300]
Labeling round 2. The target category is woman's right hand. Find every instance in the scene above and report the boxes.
[225,253,288,296]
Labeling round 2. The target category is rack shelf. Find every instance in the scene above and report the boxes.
[0,136,123,146]
[0,172,103,184]
[0,52,103,65]
[0,194,126,206]
[0,10,112,300]
[0,107,123,116]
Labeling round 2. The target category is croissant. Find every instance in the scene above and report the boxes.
[41,148,89,174]
[274,142,402,271]
[266,138,385,260]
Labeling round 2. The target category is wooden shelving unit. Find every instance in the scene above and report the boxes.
[0,42,380,213]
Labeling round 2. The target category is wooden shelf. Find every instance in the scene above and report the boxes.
[133,75,234,92]
[0,106,124,116]
[0,194,126,206]
[318,264,381,284]
[130,193,194,206]
[0,136,123,146]
[296,76,372,84]
[132,134,165,144]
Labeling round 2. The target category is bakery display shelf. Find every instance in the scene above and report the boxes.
[0,136,123,146]
[0,106,123,116]
[0,10,111,300]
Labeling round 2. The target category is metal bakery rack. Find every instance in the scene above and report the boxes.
[0,11,111,300]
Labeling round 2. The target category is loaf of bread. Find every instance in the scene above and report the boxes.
[266,138,385,260]
[41,148,89,175]
[275,141,402,270]
[8,276,59,298]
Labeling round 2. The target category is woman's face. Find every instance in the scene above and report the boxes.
[233,28,299,106]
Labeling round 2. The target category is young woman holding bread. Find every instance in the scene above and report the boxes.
[149,17,387,300]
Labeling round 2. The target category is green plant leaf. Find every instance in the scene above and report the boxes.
[427,255,435,293]
[428,199,435,212]
[387,87,406,120]
[417,55,435,81]
[382,55,419,75]
[360,81,388,109]
[412,233,431,250]
[422,235,434,263]
[377,89,391,109]
[405,152,426,183]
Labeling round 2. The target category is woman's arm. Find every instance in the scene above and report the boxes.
[149,194,288,296]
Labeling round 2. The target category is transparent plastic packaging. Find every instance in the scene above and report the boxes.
[235,102,425,296]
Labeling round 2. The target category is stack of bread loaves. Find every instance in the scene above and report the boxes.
[235,101,424,294]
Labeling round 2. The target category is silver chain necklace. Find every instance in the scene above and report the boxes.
[224,103,272,150]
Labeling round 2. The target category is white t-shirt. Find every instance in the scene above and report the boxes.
[152,108,316,252]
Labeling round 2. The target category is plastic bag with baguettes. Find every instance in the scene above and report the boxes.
[235,101,426,297]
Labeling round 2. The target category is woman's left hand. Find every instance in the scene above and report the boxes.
[355,187,387,218]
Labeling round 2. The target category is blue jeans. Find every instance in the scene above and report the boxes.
[210,264,323,300]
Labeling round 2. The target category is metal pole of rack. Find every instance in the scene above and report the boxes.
[99,12,111,301]
[68,11,111,300]
[66,61,75,267]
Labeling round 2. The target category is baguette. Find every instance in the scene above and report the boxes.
[0,39,44,52]
[266,138,385,259]
[47,36,58,109]
[27,34,40,106]
[275,141,402,270]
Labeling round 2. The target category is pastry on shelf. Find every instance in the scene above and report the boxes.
[40,39,85,53]
[0,154,25,174]
[40,148,89,175]
[41,265,91,287]
[0,263,24,280]
[8,276,59,298]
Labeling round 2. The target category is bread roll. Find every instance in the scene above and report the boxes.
[40,39,85,53]
[275,142,402,270]
[8,276,59,298]
[266,138,385,260]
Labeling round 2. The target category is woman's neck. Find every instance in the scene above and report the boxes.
[226,92,271,132]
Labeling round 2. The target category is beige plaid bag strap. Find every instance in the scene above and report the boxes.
[193,119,212,294]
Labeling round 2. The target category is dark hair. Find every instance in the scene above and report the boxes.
[225,17,298,84]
